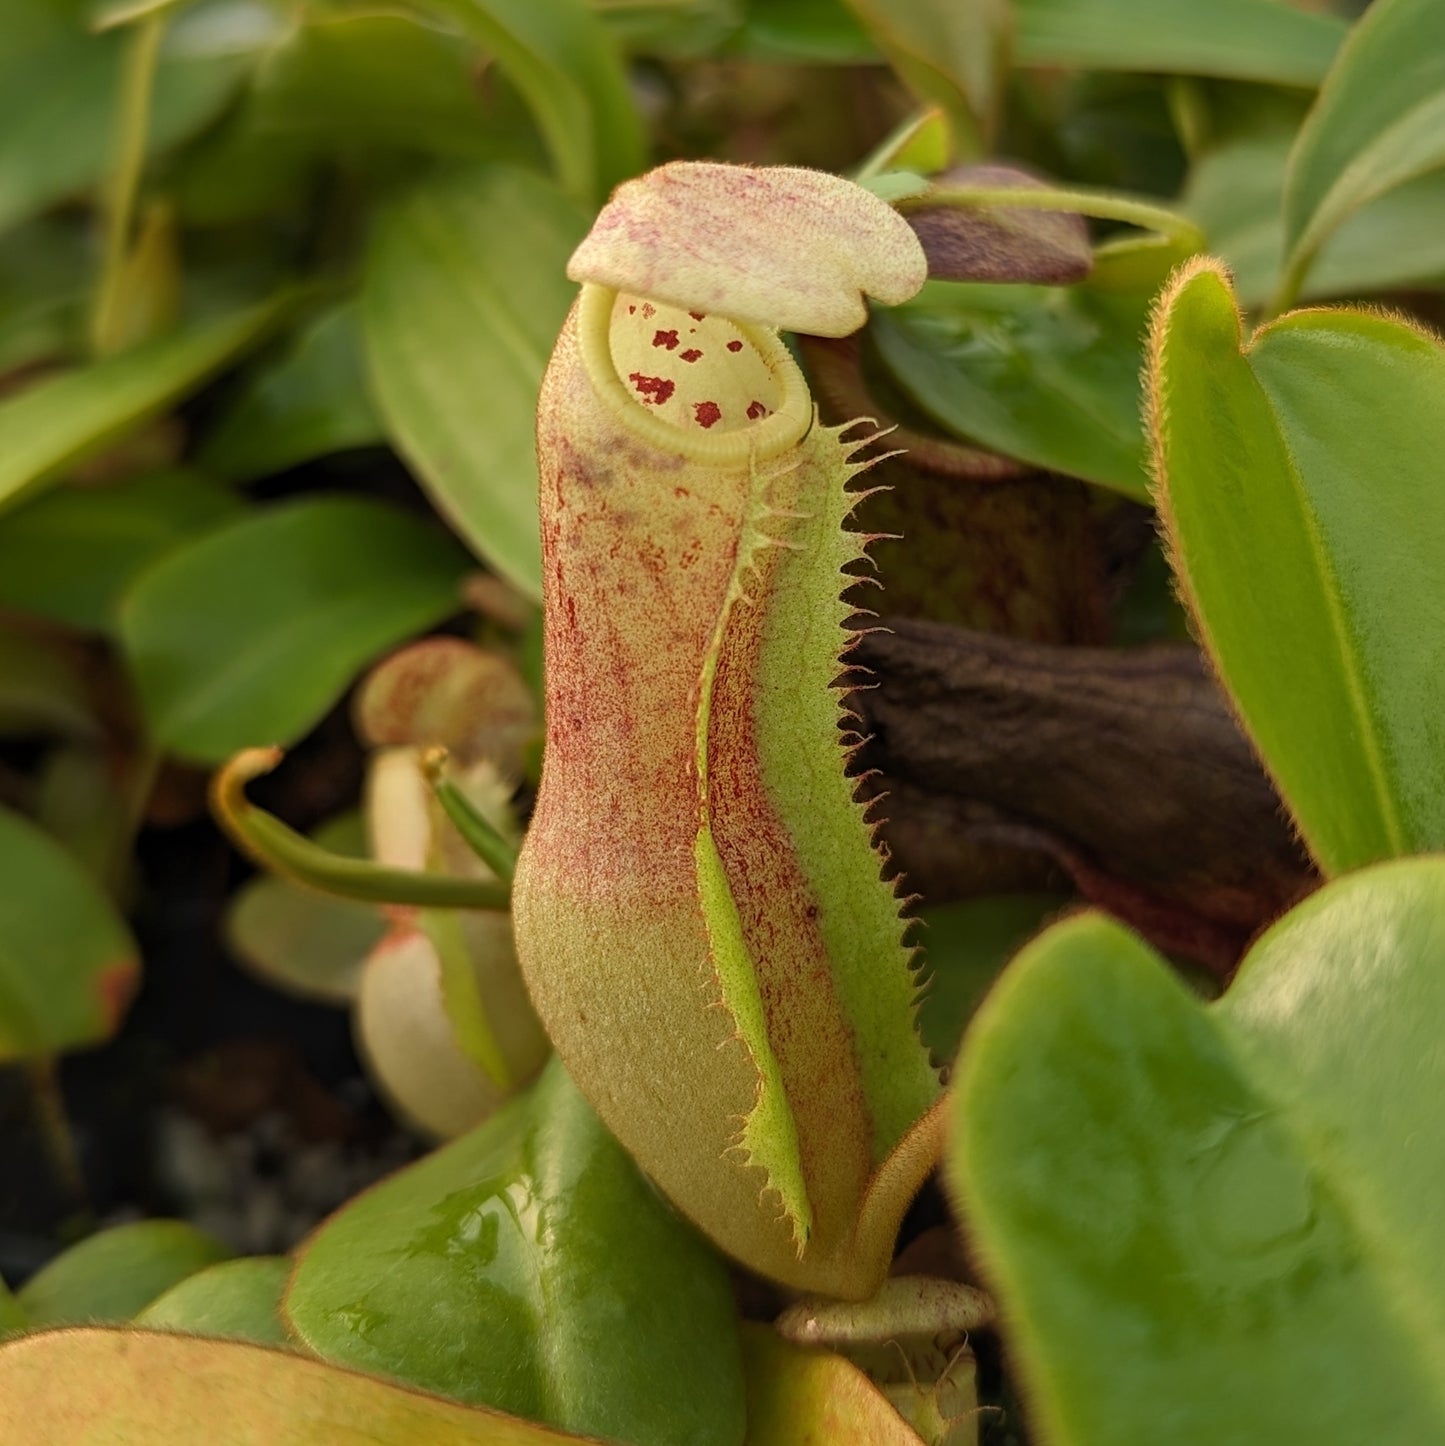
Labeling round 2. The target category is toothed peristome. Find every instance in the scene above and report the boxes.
[511,163,941,1299]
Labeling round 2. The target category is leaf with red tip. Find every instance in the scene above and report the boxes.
[0,803,139,1061]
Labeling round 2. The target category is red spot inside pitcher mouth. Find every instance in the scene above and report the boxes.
[630,372,676,404]
[680,348,703,363]
[726,340,743,353]
[653,329,679,350]
[689,311,706,321]
[747,400,769,420]
[694,401,722,428]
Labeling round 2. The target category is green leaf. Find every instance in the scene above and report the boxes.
[247,11,517,161]
[1012,0,1347,87]
[0,469,243,632]
[0,1277,26,1338]
[0,803,138,1061]
[1281,0,1445,302]
[285,1058,746,1446]
[839,0,1008,148]
[18,1222,231,1327]
[1148,261,1445,873]
[363,166,588,599]
[0,1329,612,1443]
[872,278,1152,498]
[200,303,382,481]
[0,0,253,234]
[0,217,90,373]
[0,297,287,517]
[134,1257,291,1346]
[118,496,470,764]
[225,812,380,1005]
[916,894,1065,1067]
[420,0,643,203]
[948,859,1445,1444]
[1185,129,1445,308]
[736,0,876,62]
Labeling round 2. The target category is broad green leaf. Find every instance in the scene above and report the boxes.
[1013,0,1346,87]
[1282,0,1445,299]
[948,859,1445,1444]
[0,1329,608,1443]
[0,803,138,1061]
[916,894,1065,1067]
[134,1257,291,1346]
[740,1325,928,1446]
[285,1058,746,1446]
[0,469,242,632]
[119,496,470,763]
[839,0,1008,147]
[1185,130,1445,308]
[200,303,382,481]
[19,1222,231,1327]
[1148,261,1445,872]
[0,297,286,517]
[872,279,1152,498]
[421,0,643,202]
[363,166,588,599]
[0,626,98,739]
[247,11,514,161]
[226,811,380,1005]
[0,0,253,234]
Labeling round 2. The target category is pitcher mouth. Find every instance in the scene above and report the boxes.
[576,282,813,465]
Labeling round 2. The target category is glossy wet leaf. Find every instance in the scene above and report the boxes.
[119,496,470,763]
[19,1222,231,1327]
[0,298,286,516]
[134,1257,291,1346]
[422,0,643,203]
[285,1058,746,1446]
[363,166,587,598]
[741,1325,925,1445]
[1282,0,1445,294]
[0,1329,607,1444]
[200,304,382,481]
[0,804,138,1061]
[1185,130,1445,308]
[948,859,1445,1444]
[872,279,1151,498]
[0,0,251,233]
[226,812,381,1005]
[0,470,242,632]
[1149,261,1445,872]
[1012,0,1346,87]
